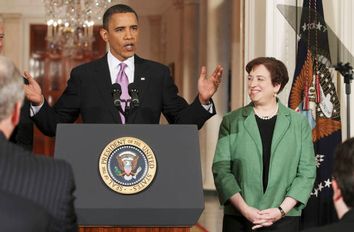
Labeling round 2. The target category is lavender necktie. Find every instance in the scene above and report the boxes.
[116,63,129,124]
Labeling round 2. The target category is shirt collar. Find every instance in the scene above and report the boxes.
[107,51,135,83]
[107,51,134,70]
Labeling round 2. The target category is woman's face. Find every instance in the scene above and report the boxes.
[247,64,280,105]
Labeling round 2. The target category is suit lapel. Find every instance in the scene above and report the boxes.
[243,105,263,156]
[125,55,151,123]
[92,55,121,123]
[271,103,290,154]
[133,55,150,103]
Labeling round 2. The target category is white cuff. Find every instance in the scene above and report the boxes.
[202,102,214,114]
[30,101,44,117]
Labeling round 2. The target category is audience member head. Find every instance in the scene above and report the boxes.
[246,57,289,94]
[0,16,4,54]
[0,56,24,137]
[333,137,354,209]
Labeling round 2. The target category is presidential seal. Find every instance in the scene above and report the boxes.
[99,137,157,194]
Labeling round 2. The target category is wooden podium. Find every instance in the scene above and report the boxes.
[79,228,189,232]
[54,124,204,232]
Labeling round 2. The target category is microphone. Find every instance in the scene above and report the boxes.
[128,83,140,108]
[112,83,122,107]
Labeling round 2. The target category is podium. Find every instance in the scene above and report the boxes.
[54,124,204,232]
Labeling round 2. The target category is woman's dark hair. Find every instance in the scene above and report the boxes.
[102,4,139,30]
[245,57,289,93]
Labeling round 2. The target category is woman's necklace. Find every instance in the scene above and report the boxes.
[254,103,279,120]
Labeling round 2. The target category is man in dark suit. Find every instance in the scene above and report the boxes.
[0,189,50,232]
[0,55,77,231]
[9,90,33,151]
[24,4,223,137]
[304,137,354,231]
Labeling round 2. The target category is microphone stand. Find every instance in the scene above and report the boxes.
[120,99,138,119]
[334,62,353,138]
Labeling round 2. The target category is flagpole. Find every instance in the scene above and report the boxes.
[334,62,353,138]
[347,93,350,138]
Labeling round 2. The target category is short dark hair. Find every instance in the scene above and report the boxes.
[333,137,354,207]
[245,57,289,94]
[102,4,139,30]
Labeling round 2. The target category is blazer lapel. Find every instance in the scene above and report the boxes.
[271,102,290,154]
[243,105,263,156]
[93,55,121,123]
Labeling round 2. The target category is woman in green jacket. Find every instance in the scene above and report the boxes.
[213,57,316,231]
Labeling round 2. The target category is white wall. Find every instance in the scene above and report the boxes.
[245,0,297,105]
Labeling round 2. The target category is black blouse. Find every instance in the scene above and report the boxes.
[255,115,277,192]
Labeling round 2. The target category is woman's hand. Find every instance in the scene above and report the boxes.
[251,208,282,230]
[230,193,263,224]
[241,205,262,223]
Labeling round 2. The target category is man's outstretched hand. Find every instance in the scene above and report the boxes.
[198,64,223,104]
[23,71,44,106]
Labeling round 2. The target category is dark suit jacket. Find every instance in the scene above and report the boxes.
[33,55,215,136]
[0,189,50,232]
[9,97,33,151]
[303,209,354,231]
[0,132,77,232]
[10,77,33,151]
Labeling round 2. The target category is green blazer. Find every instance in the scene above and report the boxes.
[212,101,316,216]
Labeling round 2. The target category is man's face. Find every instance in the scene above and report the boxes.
[100,12,139,61]
[0,24,4,54]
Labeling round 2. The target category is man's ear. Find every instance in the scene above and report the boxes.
[11,101,22,127]
[332,179,342,202]
[100,28,109,43]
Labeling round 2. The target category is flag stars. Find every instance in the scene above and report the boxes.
[315,154,325,168]
[311,180,333,198]
[301,22,328,32]
[325,179,332,187]
[318,182,324,191]
[316,22,322,30]
[313,188,319,197]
